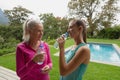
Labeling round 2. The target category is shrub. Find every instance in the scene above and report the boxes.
[97,26,120,39]
[46,39,55,45]
[0,47,15,56]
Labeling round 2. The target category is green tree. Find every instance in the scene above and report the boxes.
[0,25,21,55]
[0,35,4,43]
[4,5,33,26]
[68,0,120,37]
[39,13,69,40]
[98,25,120,39]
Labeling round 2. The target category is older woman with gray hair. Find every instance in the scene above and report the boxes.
[16,18,52,80]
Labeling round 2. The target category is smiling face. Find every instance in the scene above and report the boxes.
[67,20,81,39]
[29,23,44,42]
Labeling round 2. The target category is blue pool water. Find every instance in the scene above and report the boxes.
[87,43,120,64]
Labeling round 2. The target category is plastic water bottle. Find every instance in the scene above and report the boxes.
[37,43,45,65]
[54,32,69,49]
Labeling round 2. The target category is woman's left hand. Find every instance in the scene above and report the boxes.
[41,65,50,74]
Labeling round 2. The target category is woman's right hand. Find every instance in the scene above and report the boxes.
[32,53,45,63]
[57,36,65,49]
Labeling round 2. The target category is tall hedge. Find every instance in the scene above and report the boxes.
[0,25,22,55]
[98,26,120,39]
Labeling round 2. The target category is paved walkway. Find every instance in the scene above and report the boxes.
[0,66,19,80]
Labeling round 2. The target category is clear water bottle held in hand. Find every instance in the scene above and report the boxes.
[37,43,45,65]
[54,32,69,49]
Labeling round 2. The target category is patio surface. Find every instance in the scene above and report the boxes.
[0,66,19,80]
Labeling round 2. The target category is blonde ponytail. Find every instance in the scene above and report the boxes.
[22,19,30,42]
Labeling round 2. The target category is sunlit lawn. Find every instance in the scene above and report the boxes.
[0,38,120,80]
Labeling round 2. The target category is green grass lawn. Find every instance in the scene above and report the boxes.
[0,38,120,80]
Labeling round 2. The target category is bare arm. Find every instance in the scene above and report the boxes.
[59,46,90,76]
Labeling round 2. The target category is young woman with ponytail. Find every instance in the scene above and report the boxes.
[57,19,90,80]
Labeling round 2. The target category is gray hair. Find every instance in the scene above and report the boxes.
[22,18,42,42]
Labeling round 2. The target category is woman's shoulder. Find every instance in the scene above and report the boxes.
[78,45,90,56]
[81,45,89,51]
[17,42,26,49]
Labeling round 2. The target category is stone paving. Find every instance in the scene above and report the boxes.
[0,66,19,80]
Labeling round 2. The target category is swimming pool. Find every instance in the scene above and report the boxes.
[54,43,120,66]
[87,43,120,65]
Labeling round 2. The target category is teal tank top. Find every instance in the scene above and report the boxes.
[60,43,87,80]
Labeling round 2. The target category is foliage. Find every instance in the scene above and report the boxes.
[97,25,120,39]
[45,39,55,45]
[0,35,4,43]
[39,13,69,40]
[68,0,120,37]
[4,5,33,26]
[0,48,15,56]
[0,25,21,55]
[99,0,119,28]
[0,37,19,56]
[0,25,22,41]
